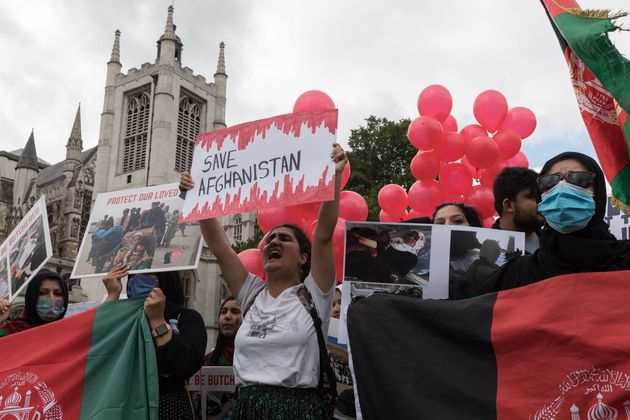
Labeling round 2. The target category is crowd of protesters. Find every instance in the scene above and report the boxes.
[1,148,630,419]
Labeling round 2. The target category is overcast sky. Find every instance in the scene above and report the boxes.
[1,0,628,170]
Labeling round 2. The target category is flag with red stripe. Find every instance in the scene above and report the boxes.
[348,271,630,419]
[541,0,630,212]
[0,298,158,419]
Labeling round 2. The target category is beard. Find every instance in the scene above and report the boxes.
[513,207,545,233]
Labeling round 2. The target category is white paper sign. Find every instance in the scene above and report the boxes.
[181,110,338,222]
[1,196,53,302]
[72,183,203,278]
[187,366,236,392]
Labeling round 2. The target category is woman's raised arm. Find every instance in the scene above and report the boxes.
[180,172,248,297]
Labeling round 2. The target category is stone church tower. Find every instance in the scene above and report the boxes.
[93,5,227,195]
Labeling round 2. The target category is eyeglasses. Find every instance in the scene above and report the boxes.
[537,171,595,193]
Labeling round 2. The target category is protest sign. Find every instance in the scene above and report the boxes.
[338,222,525,344]
[1,196,53,302]
[187,366,237,420]
[0,245,8,300]
[181,110,338,222]
[72,183,203,278]
[604,195,629,240]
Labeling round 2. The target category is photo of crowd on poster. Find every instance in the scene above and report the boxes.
[344,221,432,289]
[447,228,520,299]
[0,256,8,300]
[8,215,48,298]
[72,184,203,278]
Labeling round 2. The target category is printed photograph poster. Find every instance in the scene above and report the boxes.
[444,226,524,299]
[3,196,53,302]
[71,183,203,279]
[604,195,629,240]
[337,224,525,344]
[344,221,432,291]
[181,110,338,222]
[0,240,9,300]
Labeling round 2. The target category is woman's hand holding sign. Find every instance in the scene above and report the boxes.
[103,264,129,302]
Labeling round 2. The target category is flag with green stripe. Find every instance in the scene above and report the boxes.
[0,297,158,419]
[541,0,630,213]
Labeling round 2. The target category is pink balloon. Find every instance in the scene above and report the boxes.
[434,132,466,162]
[378,184,408,216]
[408,180,444,214]
[441,115,458,133]
[482,217,496,228]
[479,160,509,187]
[339,191,369,221]
[493,129,522,160]
[508,151,529,168]
[293,90,336,113]
[465,185,496,219]
[407,116,444,151]
[440,162,473,195]
[340,161,351,189]
[500,106,537,139]
[257,206,304,233]
[379,210,402,222]
[417,84,452,122]
[466,135,500,169]
[442,189,464,203]
[473,90,508,133]
[410,151,440,181]
[460,124,487,144]
[287,202,320,222]
[238,249,265,279]
[460,156,480,180]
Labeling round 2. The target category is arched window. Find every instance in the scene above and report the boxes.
[122,91,150,173]
[175,96,202,173]
[233,215,242,242]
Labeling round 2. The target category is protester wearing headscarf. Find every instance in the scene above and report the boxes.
[460,152,630,297]
[103,265,207,419]
[0,271,69,337]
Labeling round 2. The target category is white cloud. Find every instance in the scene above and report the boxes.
[1,0,628,170]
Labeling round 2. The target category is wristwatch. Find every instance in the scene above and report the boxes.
[152,323,171,338]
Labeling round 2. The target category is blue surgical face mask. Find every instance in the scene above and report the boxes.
[36,297,65,321]
[127,274,157,298]
[537,181,596,234]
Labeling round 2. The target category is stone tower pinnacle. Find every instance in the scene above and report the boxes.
[215,41,226,75]
[16,129,38,171]
[156,5,183,63]
[64,104,83,173]
[109,29,121,64]
[163,5,175,40]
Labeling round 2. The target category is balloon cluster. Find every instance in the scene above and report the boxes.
[238,90,369,283]
[378,85,535,227]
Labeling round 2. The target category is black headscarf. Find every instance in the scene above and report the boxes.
[23,270,69,326]
[154,271,186,320]
[459,152,630,298]
[537,151,630,275]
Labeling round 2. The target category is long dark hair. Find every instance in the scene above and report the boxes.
[207,297,238,366]
[268,224,312,281]
[432,202,483,227]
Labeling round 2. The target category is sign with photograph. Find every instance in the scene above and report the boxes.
[338,222,525,344]
[604,195,629,240]
[71,183,203,278]
[1,196,53,302]
[181,110,338,222]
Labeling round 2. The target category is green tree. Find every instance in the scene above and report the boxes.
[346,116,417,221]
[231,224,264,253]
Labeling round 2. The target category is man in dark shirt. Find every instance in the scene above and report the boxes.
[491,167,545,254]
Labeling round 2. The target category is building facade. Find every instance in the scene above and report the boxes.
[1,6,257,348]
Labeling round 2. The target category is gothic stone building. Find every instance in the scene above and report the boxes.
[0,6,258,347]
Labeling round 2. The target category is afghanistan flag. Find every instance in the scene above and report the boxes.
[541,0,630,212]
[0,298,158,419]
[348,271,630,419]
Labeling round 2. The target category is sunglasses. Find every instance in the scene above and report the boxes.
[537,171,595,193]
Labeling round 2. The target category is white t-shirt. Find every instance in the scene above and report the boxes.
[234,272,334,388]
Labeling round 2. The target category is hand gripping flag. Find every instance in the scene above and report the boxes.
[0,298,158,419]
[541,0,630,213]
[348,271,630,419]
